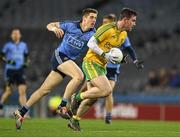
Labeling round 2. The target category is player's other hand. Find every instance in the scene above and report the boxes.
[134,60,144,69]
[103,52,118,64]
[22,62,29,68]
[120,55,129,64]
[52,27,64,38]
[7,60,16,65]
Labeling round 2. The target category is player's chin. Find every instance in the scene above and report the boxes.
[128,27,133,31]
[90,23,95,28]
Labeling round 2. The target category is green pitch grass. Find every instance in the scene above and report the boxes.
[0,118,180,137]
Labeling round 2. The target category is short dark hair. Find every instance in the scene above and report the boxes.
[119,8,137,20]
[103,13,117,22]
[82,8,98,17]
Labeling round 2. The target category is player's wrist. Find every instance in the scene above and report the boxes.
[101,52,105,57]
[133,59,138,64]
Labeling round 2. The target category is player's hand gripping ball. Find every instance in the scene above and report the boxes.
[109,48,123,64]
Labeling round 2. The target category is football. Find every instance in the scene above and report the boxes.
[110,48,123,63]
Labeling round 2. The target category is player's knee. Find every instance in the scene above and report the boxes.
[73,74,84,83]
[5,90,12,96]
[102,87,112,97]
[78,73,84,81]
[19,90,26,96]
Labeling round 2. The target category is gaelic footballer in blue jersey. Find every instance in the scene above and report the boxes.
[13,8,98,129]
[0,29,29,112]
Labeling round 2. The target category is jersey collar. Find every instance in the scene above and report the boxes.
[77,21,94,33]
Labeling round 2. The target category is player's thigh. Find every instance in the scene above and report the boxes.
[57,60,83,79]
[40,71,64,90]
[82,61,107,81]
[17,84,27,94]
[91,75,112,92]
[16,69,27,86]
[5,69,15,86]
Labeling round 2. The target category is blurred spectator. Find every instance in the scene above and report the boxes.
[145,69,160,90]
[158,68,169,89]
[168,65,180,88]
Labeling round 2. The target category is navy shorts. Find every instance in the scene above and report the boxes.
[51,50,70,78]
[5,68,26,86]
[106,67,120,82]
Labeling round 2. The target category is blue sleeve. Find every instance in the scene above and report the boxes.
[126,46,137,61]
[121,37,137,61]
[59,21,72,31]
[123,37,131,48]
[2,43,9,53]
[24,43,28,54]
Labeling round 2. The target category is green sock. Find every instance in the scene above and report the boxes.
[75,92,83,101]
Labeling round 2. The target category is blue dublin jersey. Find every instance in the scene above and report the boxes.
[106,37,132,70]
[56,21,96,60]
[2,41,28,70]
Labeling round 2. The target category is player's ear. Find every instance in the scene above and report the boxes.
[123,17,129,23]
[82,15,87,20]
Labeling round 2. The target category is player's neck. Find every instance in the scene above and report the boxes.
[13,40,20,44]
[116,21,125,31]
[80,22,90,32]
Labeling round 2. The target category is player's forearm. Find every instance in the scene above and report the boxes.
[46,22,60,31]
[24,53,30,65]
[87,36,104,56]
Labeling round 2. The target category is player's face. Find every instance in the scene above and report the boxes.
[11,29,21,42]
[124,15,136,31]
[83,13,97,28]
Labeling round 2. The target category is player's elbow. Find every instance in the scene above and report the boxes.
[87,36,96,49]
[46,23,52,31]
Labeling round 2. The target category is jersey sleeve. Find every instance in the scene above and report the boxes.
[123,37,131,47]
[59,21,72,31]
[2,43,9,54]
[94,23,114,43]
[24,43,29,54]
[121,37,137,61]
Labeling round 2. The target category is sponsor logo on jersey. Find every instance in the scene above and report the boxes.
[66,35,84,49]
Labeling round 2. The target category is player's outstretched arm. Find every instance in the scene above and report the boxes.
[46,22,64,38]
[123,46,144,69]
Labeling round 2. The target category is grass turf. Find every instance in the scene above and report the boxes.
[0,118,180,137]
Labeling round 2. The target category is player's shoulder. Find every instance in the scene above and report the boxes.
[104,22,116,28]
[19,41,27,46]
[121,31,127,37]
[97,22,116,34]
[61,20,79,26]
[4,41,12,47]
